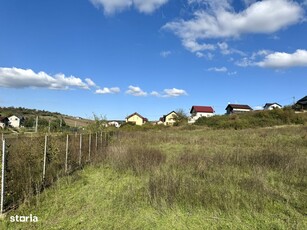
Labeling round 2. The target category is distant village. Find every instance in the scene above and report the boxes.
[0,95,306,129]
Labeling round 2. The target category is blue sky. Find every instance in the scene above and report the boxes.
[0,0,307,120]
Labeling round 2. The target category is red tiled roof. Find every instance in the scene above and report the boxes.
[226,104,252,110]
[190,106,214,113]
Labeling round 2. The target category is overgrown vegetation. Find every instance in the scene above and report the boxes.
[195,108,307,129]
[2,126,307,229]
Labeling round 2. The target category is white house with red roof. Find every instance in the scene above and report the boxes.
[188,106,215,124]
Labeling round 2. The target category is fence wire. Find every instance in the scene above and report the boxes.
[0,131,117,213]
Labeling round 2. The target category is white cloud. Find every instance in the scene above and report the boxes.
[163,88,187,97]
[257,49,307,68]
[151,88,188,97]
[85,78,97,87]
[150,91,160,96]
[126,85,147,96]
[133,0,169,13]
[208,67,228,72]
[0,67,94,90]
[95,87,120,94]
[217,42,246,56]
[160,50,171,57]
[89,0,169,14]
[195,52,205,58]
[164,0,304,52]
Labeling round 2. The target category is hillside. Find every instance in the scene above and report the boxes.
[0,106,93,129]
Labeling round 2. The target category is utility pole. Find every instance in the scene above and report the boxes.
[293,96,296,105]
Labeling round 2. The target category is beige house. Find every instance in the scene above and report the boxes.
[161,111,178,126]
[126,112,148,126]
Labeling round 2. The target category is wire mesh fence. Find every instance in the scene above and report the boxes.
[0,131,117,214]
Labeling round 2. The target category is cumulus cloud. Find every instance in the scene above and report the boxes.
[126,85,147,96]
[163,88,188,97]
[164,0,304,53]
[0,67,94,90]
[150,88,188,97]
[257,49,307,68]
[89,0,169,14]
[208,67,228,72]
[95,87,120,94]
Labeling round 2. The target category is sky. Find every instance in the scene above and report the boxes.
[0,0,307,120]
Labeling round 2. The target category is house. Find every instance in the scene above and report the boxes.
[161,111,178,126]
[8,115,24,128]
[107,120,123,128]
[126,112,148,126]
[188,106,214,124]
[0,116,9,129]
[263,103,282,110]
[294,96,307,112]
[225,104,253,114]
[156,117,164,125]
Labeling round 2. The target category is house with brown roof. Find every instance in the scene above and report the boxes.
[225,104,253,115]
[263,103,282,110]
[125,112,148,126]
[294,96,307,112]
[188,106,215,123]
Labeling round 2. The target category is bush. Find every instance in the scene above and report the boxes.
[194,108,306,129]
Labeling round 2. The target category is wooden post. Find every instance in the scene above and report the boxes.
[88,134,91,162]
[95,133,98,152]
[65,134,69,173]
[43,135,48,180]
[35,116,38,133]
[100,132,103,152]
[79,134,82,165]
[0,139,6,214]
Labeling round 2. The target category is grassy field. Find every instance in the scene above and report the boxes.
[1,125,307,229]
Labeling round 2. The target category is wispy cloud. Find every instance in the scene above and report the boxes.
[95,87,120,94]
[208,67,228,72]
[89,0,169,14]
[126,85,147,96]
[85,78,97,87]
[160,50,171,58]
[0,67,95,90]
[217,42,246,56]
[164,0,303,53]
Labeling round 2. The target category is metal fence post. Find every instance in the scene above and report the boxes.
[43,135,48,181]
[79,134,82,165]
[88,133,91,162]
[65,134,69,173]
[0,139,6,214]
